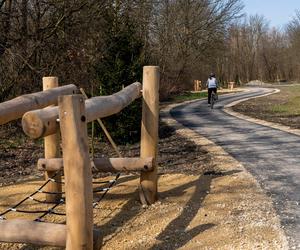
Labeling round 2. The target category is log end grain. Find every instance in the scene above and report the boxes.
[22,111,46,139]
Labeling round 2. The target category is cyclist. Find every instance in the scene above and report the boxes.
[206,73,218,106]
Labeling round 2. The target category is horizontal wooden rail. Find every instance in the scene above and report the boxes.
[0,219,66,247]
[0,84,77,125]
[0,220,101,248]
[37,157,154,172]
[22,82,142,139]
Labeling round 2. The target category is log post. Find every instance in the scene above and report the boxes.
[43,77,62,203]
[197,80,201,91]
[228,81,234,91]
[139,66,159,205]
[193,80,201,91]
[59,95,93,250]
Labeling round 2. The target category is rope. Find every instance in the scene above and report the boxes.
[34,199,66,222]
[38,190,65,195]
[93,173,120,208]
[0,170,121,221]
[92,179,117,184]
[49,178,65,184]
[29,196,65,204]
[0,171,62,219]
[0,101,123,222]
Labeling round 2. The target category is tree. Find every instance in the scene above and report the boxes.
[95,1,146,144]
[287,10,300,80]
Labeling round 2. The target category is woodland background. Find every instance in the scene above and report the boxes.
[1,0,300,142]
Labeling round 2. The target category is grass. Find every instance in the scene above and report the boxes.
[168,88,239,103]
[169,92,208,102]
[269,85,300,116]
[232,84,300,129]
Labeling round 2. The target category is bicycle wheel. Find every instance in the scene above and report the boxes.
[210,92,215,109]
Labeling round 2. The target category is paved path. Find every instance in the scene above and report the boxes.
[171,87,300,248]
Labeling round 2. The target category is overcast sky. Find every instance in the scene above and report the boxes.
[243,0,299,28]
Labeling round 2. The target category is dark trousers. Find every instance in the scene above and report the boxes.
[208,88,217,104]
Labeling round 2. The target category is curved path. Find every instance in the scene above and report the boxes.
[170,87,300,248]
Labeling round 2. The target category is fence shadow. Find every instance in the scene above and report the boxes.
[94,170,238,249]
[150,169,240,249]
[150,174,214,249]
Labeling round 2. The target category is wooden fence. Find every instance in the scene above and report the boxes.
[0,66,160,249]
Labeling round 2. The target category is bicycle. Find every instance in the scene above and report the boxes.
[210,90,218,109]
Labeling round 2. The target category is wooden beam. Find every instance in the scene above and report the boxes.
[22,82,142,139]
[38,158,64,171]
[59,95,93,250]
[0,220,102,248]
[139,66,160,205]
[0,219,66,247]
[0,84,77,125]
[43,77,62,203]
[37,157,154,172]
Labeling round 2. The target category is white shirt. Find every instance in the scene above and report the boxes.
[207,77,217,88]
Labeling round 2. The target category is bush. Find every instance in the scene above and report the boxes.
[94,13,146,144]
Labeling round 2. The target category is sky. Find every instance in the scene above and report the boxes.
[243,0,299,28]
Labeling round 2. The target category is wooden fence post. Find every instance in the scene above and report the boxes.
[43,77,62,203]
[139,66,159,205]
[59,95,93,250]
[228,81,234,91]
[197,80,201,91]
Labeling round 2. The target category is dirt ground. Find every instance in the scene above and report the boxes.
[0,98,288,249]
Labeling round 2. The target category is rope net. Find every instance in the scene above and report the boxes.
[0,87,124,226]
[0,170,120,222]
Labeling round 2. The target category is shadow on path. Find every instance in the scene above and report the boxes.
[151,170,237,249]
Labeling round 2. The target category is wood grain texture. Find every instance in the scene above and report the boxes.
[0,220,66,246]
[139,66,160,205]
[43,77,62,203]
[0,83,77,125]
[37,157,154,172]
[22,82,142,139]
[59,94,93,250]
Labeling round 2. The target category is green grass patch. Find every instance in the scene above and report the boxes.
[168,89,238,103]
[268,85,300,116]
[169,92,208,102]
[271,105,290,113]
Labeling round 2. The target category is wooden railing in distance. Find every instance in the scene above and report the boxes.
[22,82,142,139]
[37,157,154,172]
[0,84,77,125]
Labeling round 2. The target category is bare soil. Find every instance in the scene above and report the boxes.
[0,101,287,249]
[0,121,210,186]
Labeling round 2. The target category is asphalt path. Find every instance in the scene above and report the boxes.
[170,87,300,248]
